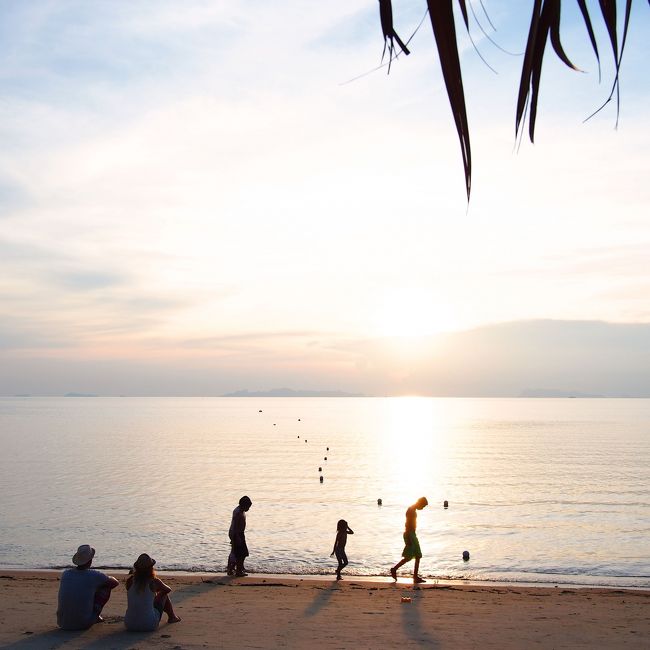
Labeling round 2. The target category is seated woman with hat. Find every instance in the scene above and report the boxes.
[124,553,181,631]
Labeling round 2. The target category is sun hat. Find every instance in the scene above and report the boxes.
[72,544,95,566]
[133,553,156,571]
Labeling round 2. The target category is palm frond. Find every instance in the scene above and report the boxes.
[426,0,472,201]
[379,1,645,200]
[378,0,410,73]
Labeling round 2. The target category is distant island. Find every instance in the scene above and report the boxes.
[519,389,605,398]
[223,388,364,398]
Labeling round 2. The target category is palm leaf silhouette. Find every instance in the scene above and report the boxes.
[381,0,645,200]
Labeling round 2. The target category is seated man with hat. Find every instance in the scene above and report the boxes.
[57,544,119,630]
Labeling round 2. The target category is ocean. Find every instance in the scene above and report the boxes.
[0,396,648,587]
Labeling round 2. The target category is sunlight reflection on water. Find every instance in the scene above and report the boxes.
[0,396,648,587]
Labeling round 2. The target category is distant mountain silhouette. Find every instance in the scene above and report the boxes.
[64,392,98,397]
[223,388,363,398]
[519,388,604,398]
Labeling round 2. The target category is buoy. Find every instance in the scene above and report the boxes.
[258,410,262,412]
[297,436,300,438]
[326,447,329,450]
[462,551,470,561]
[324,457,327,461]
[273,423,276,426]
[377,498,383,506]
[305,440,307,443]
[319,476,324,483]
[298,418,301,421]
[318,467,322,472]
[443,500,449,509]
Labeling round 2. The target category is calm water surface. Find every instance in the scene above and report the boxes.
[0,397,648,587]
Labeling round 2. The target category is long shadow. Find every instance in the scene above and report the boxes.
[303,581,341,618]
[1,575,279,649]
[400,590,440,648]
[75,577,231,649]
[0,628,84,650]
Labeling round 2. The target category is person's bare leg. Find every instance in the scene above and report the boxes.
[92,586,112,623]
[162,594,181,623]
[391,558,409,580]
[235,559,247,576]
[413,558,426,583]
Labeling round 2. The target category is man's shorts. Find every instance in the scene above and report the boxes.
[401,531,422,560]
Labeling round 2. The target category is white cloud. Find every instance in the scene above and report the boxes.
[0,1,648,393]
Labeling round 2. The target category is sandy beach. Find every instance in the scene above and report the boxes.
[0,571,648,649]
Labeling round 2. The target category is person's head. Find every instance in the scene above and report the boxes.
[131,553,156,592]
[239,495,252,511]
[72,544,95,570]
[337,519,348,532]
[415,496,428,510]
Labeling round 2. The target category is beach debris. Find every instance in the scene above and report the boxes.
[377,498,383,506]
[462,550,470,561]
[401,596,412,603]
[444,500,449,509]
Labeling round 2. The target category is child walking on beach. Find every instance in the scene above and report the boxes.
[331,519,354,580]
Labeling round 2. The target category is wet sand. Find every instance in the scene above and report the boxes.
[0,571,648,649]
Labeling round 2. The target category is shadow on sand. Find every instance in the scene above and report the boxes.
[303,580,341,617]
[400,588,440,648]
[1,576,233,650]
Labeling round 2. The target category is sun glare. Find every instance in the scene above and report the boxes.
[377,397,447,501]
[372,288,458,339]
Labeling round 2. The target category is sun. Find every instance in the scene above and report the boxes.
[371,288,458,339]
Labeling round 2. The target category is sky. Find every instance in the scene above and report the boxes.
[1,1,649,396]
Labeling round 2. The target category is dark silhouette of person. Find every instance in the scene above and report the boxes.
[330,519,354,580]
[390,496,428,584]
[228,495,252,577]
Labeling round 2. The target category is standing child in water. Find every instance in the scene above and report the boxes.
[330,519,354,580]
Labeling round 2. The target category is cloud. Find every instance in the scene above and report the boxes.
[0,3,648,395]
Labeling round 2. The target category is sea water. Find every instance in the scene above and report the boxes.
[0,397,648,587]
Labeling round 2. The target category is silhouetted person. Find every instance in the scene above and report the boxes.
[330,519,354,580]
[57,544,119,630]
[228,495,252,576]
[124,553,180,631]
[390,497,428,584]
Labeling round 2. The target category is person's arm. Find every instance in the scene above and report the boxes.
[347,526,354,535]
[152,577,172,595]
[232,510,245,539]
[331,532,340,556]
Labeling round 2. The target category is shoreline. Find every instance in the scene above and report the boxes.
[1,571,648,649]
[2,567,648,592]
